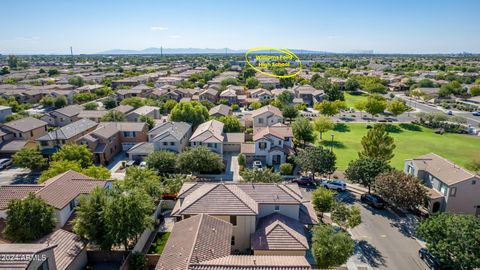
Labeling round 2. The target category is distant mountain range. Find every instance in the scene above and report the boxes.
[97,47,337,55]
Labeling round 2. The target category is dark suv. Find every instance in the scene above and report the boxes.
[292,176,316,186]
[360,193,386,209]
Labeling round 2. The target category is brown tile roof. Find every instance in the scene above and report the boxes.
[36,229,86,270]
[237,184,302,204]
[54,105,84,117]
[251,213,308,251]
[0,185,43,210]
[0,140,32,153]
[224,133,244,143]
[299,202,319,225]
[173,184,258,216]
[113,105,135,114]
[156,214,232,270]
[190,255,311,270]
[2,117,48,132]
[36,170,110,209]
[251,105,283,118]
[253,125,293,141]
[0,243,57,269]
[90,122,147,138]
[190,120,224,143]
[240,143,255,154]
[209,104,231,117]
[410,153,479,185]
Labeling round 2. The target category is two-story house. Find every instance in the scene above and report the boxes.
[0,170,111,228]
[1,117,48,140]
[189,120,225,155]
[126,105,160,122]
[37,119,98,156]
[209,104,232,118]
[171,182,318,255]
[219,88,238,104]
[241,124,294,166]
[293,85,325,107]
[0,105,12,122]
[199,88,218,103]
[116,84,153,100]
[77,122,148,165]
[41,105,84,127]
[127,121,192,161]
[251,105,284,128]
[250,88,273,101]
[405,153,480,216]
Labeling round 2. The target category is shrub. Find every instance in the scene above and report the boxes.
[279,163,293,175]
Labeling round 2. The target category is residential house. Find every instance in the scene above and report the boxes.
[116,84,153,100]
[250,88,273,100]
[242,124,294,166]
[77,110,108,123]
[405,153,480,216]
[189,120,225,154]
[36,119,98,155]
[156,213,311,270]
[199,88,218,103]
[112,104,135,115]
[127,121,192,160]
[0,170,111,228]
[251,105,284,128]
[293,85,325,107]
[0,105,12,122]
[0,244,57,270]
[209,104,232,118]
[77,122,148,165]
[170,182,318,254]
[255,73,280,88]
[126,105,160,122]
[219,88,238,104]
[1,117,48,140]
[41,105,84,127]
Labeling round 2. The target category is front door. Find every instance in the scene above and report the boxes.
[272,155,281,164]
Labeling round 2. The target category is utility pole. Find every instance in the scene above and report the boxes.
[70,46,74,67]
[160,46,163,58]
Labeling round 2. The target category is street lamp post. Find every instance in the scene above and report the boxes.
[330,134,334,152]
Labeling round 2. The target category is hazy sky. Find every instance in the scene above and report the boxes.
[1,0,479,54]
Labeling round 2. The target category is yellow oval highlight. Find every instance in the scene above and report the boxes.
[245,47,302,78]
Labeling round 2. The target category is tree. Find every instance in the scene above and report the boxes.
[312,224,354,269]
[12,148,47,171]
[39,160,111,183]
[314,100,339,116]
[374,170,426,209]
[345,158,391,193]
[103,97,117,109]
[139,115,155,130]
[295,146,336,179]
[7,55,18,69]
[365,95,387,118]
[354,100,367,118]
[68,76,85,87]
[104,189,154,251]
[241,168,282,183]
[277,91,295,105]
[417,213,480,270]
[83,102,98,110]
[47,68,59,77]
[242,67,255,79]
[73,187,114,250]
[170,101,209,127]
[345,78,360,91]
[81,165,111,179]
[470,86,480,96]
[162,99,177,113]
[144,150,177,174]
[292,117,314,148]
[121,97,145,108]
[54,95,68,108]
[177,146,224,174]
[52,144,93,168]
[279,163,293,175]
[331,203,361,229]
[0,66,10,75]
[387,99,408,117]
[245,77,260,89]
[123,167,163,199]
[250,101,262,110]
[5,194,56,242]
[324,85,344,101]
[102,110,126,122]
[218,115,241,132]
[359,124,395,162]
[238,153,246,168]
[281,105,298,123]
[311,187,335,216]
[313,116,334,140]
[40,96,56,107]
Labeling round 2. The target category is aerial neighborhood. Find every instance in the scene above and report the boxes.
[1,2,480,269]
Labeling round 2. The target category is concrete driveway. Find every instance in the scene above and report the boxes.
[0,167,38,185]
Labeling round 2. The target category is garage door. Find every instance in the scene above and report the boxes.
[223,143,240,152]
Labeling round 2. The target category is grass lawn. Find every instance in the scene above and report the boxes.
[344,92,369,108]
[315,123,480,171]
[147,232,170,254]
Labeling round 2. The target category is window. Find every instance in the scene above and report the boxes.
[230,216,237,226]
[40,141,49,147]
[19,133,23,138]
[473,180,477,185]
[207,143,213,147]
[60,117,64,122]
[69,200,76,211]
[30,131,34,137]
[274,205,280,211]
[231,236,235,246]
[449,187,457,197]
[37,259,49,270]
[259,142,267,150]
[170,142,175,146]
[258,118,264,124]
[163,142,168,146]
[439,182,448,196]
[407,165,415,175]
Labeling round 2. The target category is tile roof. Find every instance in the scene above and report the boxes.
[251,213,308,251]
[224,133,244,143]
[0,185,43,210]
[149,121,191,141]
[0,140,31,153]
[190,120,224,143]
[2,117,48,132]
[0,244,56,269]
[209,104,231,116]
[127,142,154,155]
[37,119,97,141]
[251,105,283,118]
[113,105,135,114]
[77,110,108,119]
[253,125,293,141]
[156,214,232,270]
[190,255,311,270]
[240,143,255,154]
[410,153,479,185]
[36,229,86,270]
[90,122,147,138]
[54,105,84,117]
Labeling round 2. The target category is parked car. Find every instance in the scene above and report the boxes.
[292,176,316,186]
[472,111,480,116]
[0,158,12,170]
[319,179,346,191]
[418,248,451,270]
[139,161,147,169]
[447,110,453,115]
[252,160,263,170]
[360,193,386,209]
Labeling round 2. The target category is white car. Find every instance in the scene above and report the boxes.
[252,160,263,170]
[320,179,346,191]
[0,158,12,170]
[139,161,147,169]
